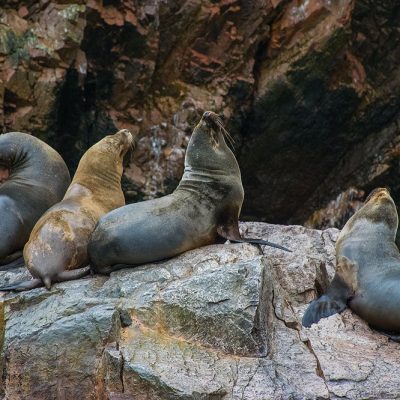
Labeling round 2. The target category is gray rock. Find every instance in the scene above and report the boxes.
[0,223,399,399]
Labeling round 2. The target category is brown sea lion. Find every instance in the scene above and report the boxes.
[0,132,70,269]
[88,111,290,274]
[302,188,400,338]
[0,129,134,291]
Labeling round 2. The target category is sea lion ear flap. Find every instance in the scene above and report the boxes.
[217,223,292,252]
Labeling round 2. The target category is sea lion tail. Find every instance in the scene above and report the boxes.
[43,276,51,290]
[0,278,43,292]
[302,295,347,327]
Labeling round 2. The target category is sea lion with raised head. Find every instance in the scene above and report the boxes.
[302,188,400,338]
[0,129,134,291]
[88,111,290,274]
[0,132,70,269]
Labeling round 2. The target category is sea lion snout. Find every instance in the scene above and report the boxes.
[116,129,134,145]
[202,111,221,128]
[0,166,9,183]
[203,111,216,119]
[365,187,391,204]
[114,129,135,157]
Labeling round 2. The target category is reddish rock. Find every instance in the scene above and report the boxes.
[0,0,399,227]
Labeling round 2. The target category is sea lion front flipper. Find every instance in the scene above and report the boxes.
[302,256,359,327]
[0,279,43,292]
[217,224,292,252]
[302,295,347,327]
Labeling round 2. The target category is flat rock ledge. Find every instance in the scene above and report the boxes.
[0,222,398,400]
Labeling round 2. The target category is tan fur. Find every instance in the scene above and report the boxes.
[336,256,359,293]
[23,129,134,286]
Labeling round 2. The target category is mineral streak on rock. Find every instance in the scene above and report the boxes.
[1,1,399,225]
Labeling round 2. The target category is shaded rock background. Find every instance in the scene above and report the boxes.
[1,222,400,399]
[1,0,399,228]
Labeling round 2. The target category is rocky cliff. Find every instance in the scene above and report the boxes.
[0,222,399,400]
[1,0,399,228]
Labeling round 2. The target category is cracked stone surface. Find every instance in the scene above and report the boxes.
[1,222,399,399]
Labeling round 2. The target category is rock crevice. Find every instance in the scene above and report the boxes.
[0,223,397,399]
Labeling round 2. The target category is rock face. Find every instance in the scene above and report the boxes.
[1,1,399,226]
[1,222,399,399]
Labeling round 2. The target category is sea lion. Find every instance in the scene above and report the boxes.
[0,129,134,291]
[302,188,400,337]
[88,111,290,274]
[0,132,70,268]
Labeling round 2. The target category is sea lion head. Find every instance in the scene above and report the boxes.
[0,165,9,183]
[356,187,398,233]
[74,129,134,182]
[185,111,240,177]
[0,134,32,179]
[94,129,134,160]
[337,187,398,247]
[362,187,398,230]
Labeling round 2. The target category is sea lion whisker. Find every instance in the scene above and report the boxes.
[218,120,235,144]
[220,126,236,150]
[213,116,236,149]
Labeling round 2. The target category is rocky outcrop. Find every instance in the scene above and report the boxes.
[1,1,399,226]
[0,222,399,399]
[240,0,400,226]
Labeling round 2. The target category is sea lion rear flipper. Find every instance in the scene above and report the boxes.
[92,263,139,275]
[369,327,400,342]
[217,224,292,252]
[0,279,43,292]
[302,256,359,327]
[56,266,91,282]
[0,252,24,270]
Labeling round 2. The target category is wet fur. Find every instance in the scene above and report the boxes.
[303,188,400,334]
[89,112,288,274]
[0,132,71,265]
[0,130,133,291]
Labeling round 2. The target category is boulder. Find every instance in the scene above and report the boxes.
[0,222,398,399]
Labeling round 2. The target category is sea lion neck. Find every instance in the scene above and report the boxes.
[183,123,240,179]
[68,139,126,213]
[72,150,123,193]
[338,188,398,246]
[0,134,45,184]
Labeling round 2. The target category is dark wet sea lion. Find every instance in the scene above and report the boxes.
[0,132,70,268]
[88,111,289,274]
[0,129,134,291]
[302,188,400,338]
